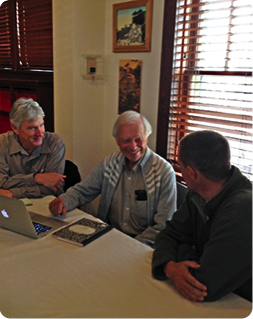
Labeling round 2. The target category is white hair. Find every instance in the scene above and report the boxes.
[112,110,152,140]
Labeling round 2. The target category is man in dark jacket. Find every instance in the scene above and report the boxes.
[152,130,252,302]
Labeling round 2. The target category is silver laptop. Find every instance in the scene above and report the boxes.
[0,195,68,239]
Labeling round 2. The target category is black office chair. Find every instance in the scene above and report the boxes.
[176,181,188,209]
[63,160,81,192]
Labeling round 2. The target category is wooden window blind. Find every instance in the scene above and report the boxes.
[167,0,252,181]
[0,0,54,134]
[0,1,11,68]
[0,0,53,71]
[17,0,53,69]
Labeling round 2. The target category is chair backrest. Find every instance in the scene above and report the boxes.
[63,160,81,192]
[176,182,188,209]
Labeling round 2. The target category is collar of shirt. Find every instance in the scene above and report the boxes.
[191,194,209,223]
[123,148,147,173]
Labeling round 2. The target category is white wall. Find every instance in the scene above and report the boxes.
[103,0,164,157]
[53,0,105,180]
[53,0,164,180]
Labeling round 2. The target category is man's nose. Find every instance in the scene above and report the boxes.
[129,140,137,149]
[36,128,44,136]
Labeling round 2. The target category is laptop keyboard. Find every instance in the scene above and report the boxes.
[32,222,52,235]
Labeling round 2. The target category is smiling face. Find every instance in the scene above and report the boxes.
[116,118,148,170]
[11,117,45,154]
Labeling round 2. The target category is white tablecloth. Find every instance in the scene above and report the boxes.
[0,196,251,318]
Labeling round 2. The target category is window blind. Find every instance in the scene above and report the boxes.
[17,0,53,69]
[0,0,11,68]
[168,0,253,181]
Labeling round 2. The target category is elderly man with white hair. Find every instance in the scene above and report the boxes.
[49,110,176,247]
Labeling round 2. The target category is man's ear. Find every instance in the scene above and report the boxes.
[187,166,197,180]
[11,123,19,135]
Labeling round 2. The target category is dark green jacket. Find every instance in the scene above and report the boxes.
[152,166,252,301]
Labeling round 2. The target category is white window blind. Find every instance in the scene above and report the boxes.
[168,0,253,181]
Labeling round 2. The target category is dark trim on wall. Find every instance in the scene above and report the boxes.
[156,0,177,159]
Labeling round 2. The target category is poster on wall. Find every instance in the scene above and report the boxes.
[118,59,142,114]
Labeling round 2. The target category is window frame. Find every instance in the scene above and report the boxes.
[156,0,252,181]
[156,0,177,159]
[0,0,54,133]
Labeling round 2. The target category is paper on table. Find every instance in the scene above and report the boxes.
[19,198,33,206]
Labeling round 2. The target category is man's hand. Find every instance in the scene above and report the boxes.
[49,197,67,216]
[34,173,66,193]
[165,260,207,302]
[0,189,13,198]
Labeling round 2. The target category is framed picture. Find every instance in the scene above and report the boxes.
[113,0,153,52]
[118,59,142,114]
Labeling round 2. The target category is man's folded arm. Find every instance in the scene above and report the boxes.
[152,204,195,279]
[189,208,252,301]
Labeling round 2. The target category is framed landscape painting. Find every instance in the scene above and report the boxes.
[113,0,153,52]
